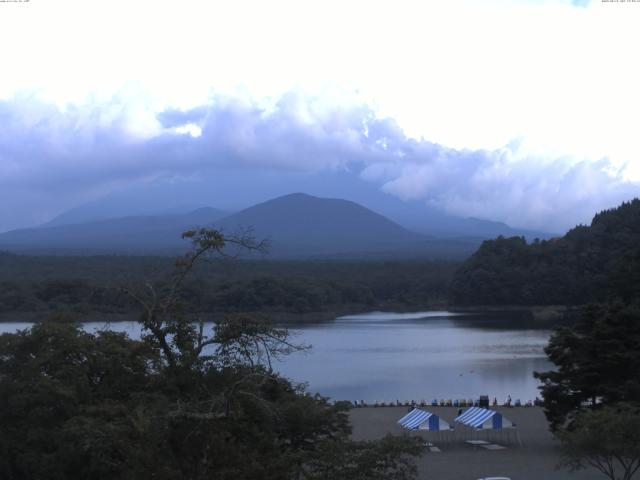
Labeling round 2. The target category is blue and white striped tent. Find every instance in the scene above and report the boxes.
[454,407,516,430]
[397,408,452,431]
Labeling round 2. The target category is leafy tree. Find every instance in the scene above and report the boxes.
[0,228,423,479]
[535,244,640,478]
[303,434,423,480]
[0,322,159,479]
[609,248,640,305]
[535,304,640,431]
[557,404,640,480]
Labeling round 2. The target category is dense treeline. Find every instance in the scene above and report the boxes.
[0,254,457,318]
[450,199,640,306]
[532,216,640,480]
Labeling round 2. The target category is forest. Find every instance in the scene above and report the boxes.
[0,253,457,321]
[449,199,640,306]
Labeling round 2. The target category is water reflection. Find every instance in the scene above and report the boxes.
[279,311,552,403]
[0,311,553,403]
[337,310,465,322]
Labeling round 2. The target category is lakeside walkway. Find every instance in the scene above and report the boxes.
[349,406,603,480]
[348,397,539,408]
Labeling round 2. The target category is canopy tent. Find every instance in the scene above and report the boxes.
[454,407,516,430]
[397,408,452,431]
[454,407,521,447]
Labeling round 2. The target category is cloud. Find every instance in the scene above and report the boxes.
[0,92,637,233]
[369,148,638,233]
[571,0,591,7]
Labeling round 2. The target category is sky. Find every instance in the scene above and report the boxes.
[0,0,639,233]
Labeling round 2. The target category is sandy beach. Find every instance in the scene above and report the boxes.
[349,406,604,480]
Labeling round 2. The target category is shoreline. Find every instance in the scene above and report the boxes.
[0,304,575,324]
[346,399,541,409]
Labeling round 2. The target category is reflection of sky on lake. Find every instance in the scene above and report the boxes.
[0,311,552,403]
[336,310,465,322]
[280,311,552,403]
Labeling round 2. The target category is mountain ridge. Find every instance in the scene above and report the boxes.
[0,193,481,259]
[25,176,556,240]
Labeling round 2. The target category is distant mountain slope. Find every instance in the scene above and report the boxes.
[43,203,204,228]
[449,198,640,305]
[372,201,554,240]
[213,193,425,255]
[0,207,227,254]
[416,216,552,241]
[41,182,212,227]
[0,193,481,259]
[30,173,556,239]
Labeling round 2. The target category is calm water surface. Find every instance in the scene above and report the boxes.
[1,311,552,403]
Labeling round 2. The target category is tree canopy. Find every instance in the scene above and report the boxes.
[534,232,640,479]
[0,229,422,479]
[450,198,640,306]
[535,303,640,431]
[558,404,640,480]
[0,252,456,319]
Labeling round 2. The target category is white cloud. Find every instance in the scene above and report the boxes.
[0,92,637,233]
[0,0,639,231]
[372,145,638,232]
[1,0,639,181]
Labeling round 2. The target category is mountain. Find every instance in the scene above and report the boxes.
[213,193,419,255]
[40,181,215,228]
[405,215,551,240]
[213,193,484,259]
[44,203,204,228]
[449,198,640,306]
[0,193,481,259]
[26,173,556,239]
[0,207,227,254]
[366,199,553,240]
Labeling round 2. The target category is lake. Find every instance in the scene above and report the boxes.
[0,310,552,404]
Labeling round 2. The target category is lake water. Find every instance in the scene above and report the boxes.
[0,311,552,404]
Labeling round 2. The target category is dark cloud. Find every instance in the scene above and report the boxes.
[0,92,637,233]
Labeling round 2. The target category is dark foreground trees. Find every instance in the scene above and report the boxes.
[535,304,640,431]
[557,404,640,480]
[535,297,640,478]
[0,229,422,479]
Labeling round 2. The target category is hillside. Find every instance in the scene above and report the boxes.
[213,193,484,259]
[0,208,227,254]
[0,193,481,259]
[449,198,640,305]
[23,176,555,240]
[214,193,424,256]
